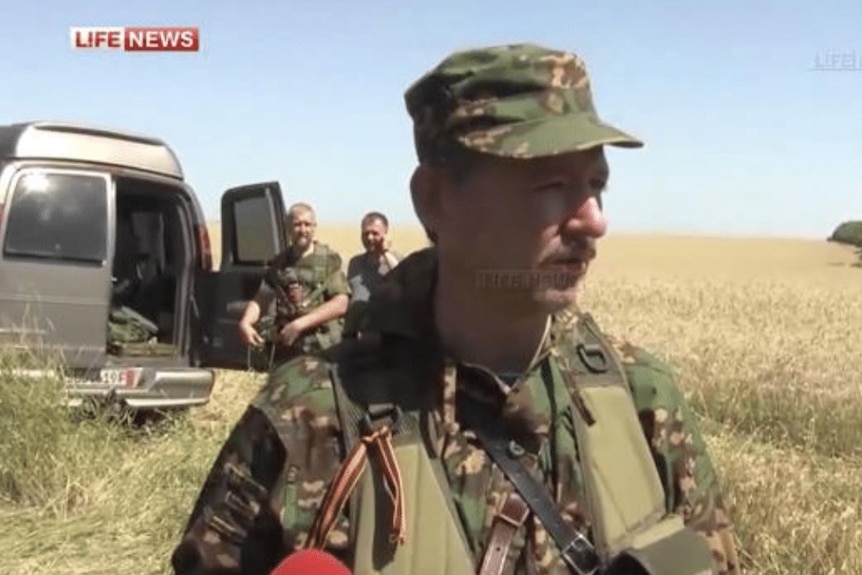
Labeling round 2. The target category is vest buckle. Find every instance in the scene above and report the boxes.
[359,404,404,436]
[577,343,609,374]
[560,535,601,575]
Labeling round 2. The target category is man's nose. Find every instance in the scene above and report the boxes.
[560,196,607,239]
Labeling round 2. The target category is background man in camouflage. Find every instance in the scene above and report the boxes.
[237,202,350,367]
[172,43,739,575]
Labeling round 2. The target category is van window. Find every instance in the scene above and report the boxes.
[3,171,108,264]
[232,194,278,264]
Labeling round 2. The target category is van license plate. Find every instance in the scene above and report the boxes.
[99,369,130,387]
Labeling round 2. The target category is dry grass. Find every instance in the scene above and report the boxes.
[1,228,861,574]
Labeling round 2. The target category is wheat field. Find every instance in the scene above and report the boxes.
[1,226,861,575]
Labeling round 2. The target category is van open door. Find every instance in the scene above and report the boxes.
[195,181,287,370]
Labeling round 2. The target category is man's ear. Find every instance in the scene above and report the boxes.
[410,164,443,239]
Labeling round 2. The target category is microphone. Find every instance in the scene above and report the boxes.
[270,549,351,575]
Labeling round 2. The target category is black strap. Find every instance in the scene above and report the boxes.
[462,404,602,575]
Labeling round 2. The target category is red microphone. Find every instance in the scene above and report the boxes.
[270,549,351,575]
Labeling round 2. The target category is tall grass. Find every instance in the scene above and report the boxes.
[1,230,860,574]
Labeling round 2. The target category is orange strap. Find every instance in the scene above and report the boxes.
[305,425,406,549]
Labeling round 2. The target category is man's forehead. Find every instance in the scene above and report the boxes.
[363,218,386,229]
[289,210,315,223]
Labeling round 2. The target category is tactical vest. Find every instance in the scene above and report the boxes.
[251,255,342,370]
[292,313,717,575]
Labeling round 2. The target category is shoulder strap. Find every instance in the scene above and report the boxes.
[560,312,630,389]
[326,342,425,548]
[576,313,630,385]
[326,339,439,444]
[330,360,364,451]
[460,402,602,575]
[327,340,410,430]
[553,313,671,573]
[463,312,655,575]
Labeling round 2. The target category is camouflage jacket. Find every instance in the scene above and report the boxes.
[171,248,739,575]
[255,241,350,333]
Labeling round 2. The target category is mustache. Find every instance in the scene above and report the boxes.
[540,240,597,265]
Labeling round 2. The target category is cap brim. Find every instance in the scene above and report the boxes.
[457,112,643,159]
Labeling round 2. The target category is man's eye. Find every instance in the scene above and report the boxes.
[533,180,566,193]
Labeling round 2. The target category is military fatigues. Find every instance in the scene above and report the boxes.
[251,241,350,368]
[170,249,738,575]
[171,43,739,574]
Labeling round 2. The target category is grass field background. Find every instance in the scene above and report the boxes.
[1,224,861,574]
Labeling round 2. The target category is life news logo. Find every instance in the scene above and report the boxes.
[70,26,200,52]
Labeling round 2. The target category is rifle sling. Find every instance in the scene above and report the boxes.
[461,403,601,575]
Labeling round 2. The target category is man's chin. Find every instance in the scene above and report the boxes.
[532,285,582,312]
[533,270,586,310]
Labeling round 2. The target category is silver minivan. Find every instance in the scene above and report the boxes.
[0,120,293,412]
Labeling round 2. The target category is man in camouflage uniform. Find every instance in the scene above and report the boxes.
[172,44,740,575]
[237,202,350,368]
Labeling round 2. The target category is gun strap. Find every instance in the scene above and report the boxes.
[462,403,601,575]
[304,281,327,304]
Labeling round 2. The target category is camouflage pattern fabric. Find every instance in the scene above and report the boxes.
[169,248,739,575]
[251,241,350,366]
[107,305,158,346]
[404,42,643,163]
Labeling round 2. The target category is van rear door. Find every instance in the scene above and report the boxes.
[0,166,113,367]
[195,181,286,370]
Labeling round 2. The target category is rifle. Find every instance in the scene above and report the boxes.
[246,270,330,370]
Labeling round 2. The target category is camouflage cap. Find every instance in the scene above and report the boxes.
[404,43,643,163]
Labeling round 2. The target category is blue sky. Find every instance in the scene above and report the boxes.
[1,0,860,238]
